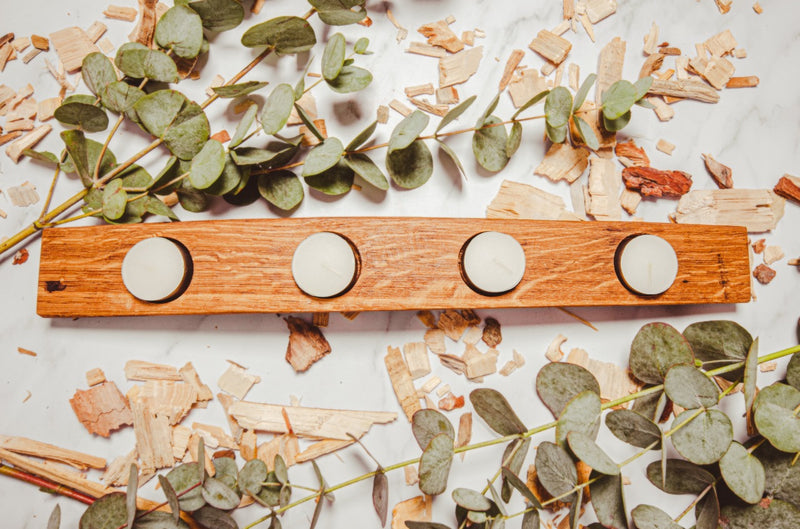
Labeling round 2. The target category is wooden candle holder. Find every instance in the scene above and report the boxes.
[36,218,751,317]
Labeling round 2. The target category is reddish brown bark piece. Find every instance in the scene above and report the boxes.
[703,154,733,189]
[285,316,331,372]
[622,166,692,198]
[774,174,800,205]
[614,140,650,167]
[753,264,776,285]
[69,381,133,437]
[438,394,465,411]
[417,20,464,53]
[12,249,29,265]
[482,317,502,347]
[752,239,766,254]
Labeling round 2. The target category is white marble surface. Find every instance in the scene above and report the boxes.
[1,1,799,527]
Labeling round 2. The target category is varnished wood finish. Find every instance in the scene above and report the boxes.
[37,218,750,317]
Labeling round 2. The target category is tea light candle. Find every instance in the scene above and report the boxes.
[292,232,358,298]
[121,237,189,302]
[462,231,526,294]
[617,234,679,295]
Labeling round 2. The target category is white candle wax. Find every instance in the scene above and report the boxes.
[617,234,679,295]
[462,231,526,294]
[121,237,189,302]
[291,232,358,298]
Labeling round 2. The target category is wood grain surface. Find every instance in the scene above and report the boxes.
[36,218,751,317]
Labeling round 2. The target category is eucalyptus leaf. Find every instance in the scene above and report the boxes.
[569,487,582,529]
[436,95,476,133]
[372,469,388,526]
[469,388,526,436]
[436,140,467,179]
[188,0,245,31]
[345,120,377,151]
[135,90,185,138]
[157,474,181,522]
[753,382,800,453]
[787,352,800,390]
[303,137,344,176]
[163,102,210,160]
[191,506,238,529]
[544,87,572,128]
[344,153,388,190]
[256,471,282,507]
[230,103,258,148]
[631,389,666,423]
[78,492,126,529]
[601,80,638,120]
[419,433,454,496]
[322,33,346,81]
[499,438,529,503]
[326,64,373,93]
[633,76,654,100]
[452,488,491,512]
[150,156,182,194]
[212,81,269,98]
[241,16,316,53]
[54,98,109,133]
[101,81,145,118]
[757,443,800,508]
[114,42,150,78]
[629,322,694,385]
[573,116,599,150]
[22,149,60,165]
[506,121,522,158]
[134,511,190,528]
[294,102,325,141]
[521,510,540,529]
[589,472,627,529]
[545,122,567,144]
[602,110,631,132]
[206,155,246,196]
[309,0,367,25]
[354,37,369,54]
[472,116,509,171]
[572,73,596,113]
[720,499,800,529]
[305,159,354,195]
[605,409,662,450]
[82,53,117,96]
[412,409,455,450]
[535,441,577,500]
[719,441,765,504]
[683,320,753,380]
[694,487,719,529]
[102,179,127,220]
[389,111,430,154]
[258,170,304,210]
[475,92,501,128]
[239,459,267,495]
[61,131,117,187]
[190,139,225,189]
[567,432,618,475]
[511,89,549,120]
[139,49,180,83]
[635,98,656,109]
[501,467,542,509]
[630,504,682,529]
[145,196,179,220]
[232,144,294,166]
[645,459,714,495]
[166,462,205,511]
[177,183,210,212]
[261,83,296,135]
[536,362,600,419]
[47,504,61,529]
[386,140,433,189]
[556,390,601,447]
[222,174,258,206]
[671,409,732,465]
[155,5,204,58]
[202,477,240,510]
[663,365,719,409]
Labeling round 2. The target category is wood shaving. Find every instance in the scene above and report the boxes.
[726,76,759,88]
[529,30,571,65]
[439,46,483,87]
[545,334,568,362]
[455,412,472,459]
[436,86,459,105]
[171,425,191,460]
[416,310,437,328]
[568,63,580,91]
[218,361,260,400]
[774,174,800,204]
[389,98,412,117]
[193,423,237,450]
[376,104,389,123]
[285,316,331,372]
[752,238,766,254]
[596,37,626,101]
[125,360,181,381]
[673,189,785,232]
[405,83,434,98]
[70,381,133,437]
[129,0,159,47]
[435,384,451,398]
[420,375,441,394]
[648,78,719,103]
[535,143,590,183]
[586,157,622,220]
[391,496,432,529]
[487,179,582,221]
[0,448,115,499]
[646,96,675,121]
[656,139,675,155]
[404,465,419,485]
[85,368,106,387]
[104,5,138,21]
[179,362,212,402]
[424,328,446,355]
[499,49,525,91]
[461,326,482,345]
[418,20,464,53]
[407,41,446,58]
[438,309,469,341]
[439,354,467,375]
[438,393,465,411]
[295,438,352,464]
[620,188,642,215]
[37,97,61,122]
[615,140,650,167]
[102,449,138,486]
[6,125,51,164]
[384,345,422,421]
[49,27,100,73]
[407,97,448,117]
[12,249,29,265]
[643,22,659,55]
[705,29,737,58]
[763,246,784,265]
[0,435,106,470]
[403,342,431,379]
[11,37,30,52]
[585,0,617,23]
[702,153,733,188]
[85,21,107,43]
[129,381,197,426]
[759,361,776,372]
[4,182,39,207]
[385,8,408,42]
[508,68,549,108]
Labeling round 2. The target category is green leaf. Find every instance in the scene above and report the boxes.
[345,120,377,151]
[556,390,601,447]
[354,37,369,54]
[630,504,682,529]
[303,137,344,176]
[757,443,800,508]
[567,432,618,475]
[145,196,179,220]
[386,140,433,189]
[419,433,454,495]
[720,499,800,529]
[683,320,753,380]
[212,81,268,98]
[535,441,577,500]
[452,488,491,512]
[633,76,654,100]
[389,111,430,154]
[166,462,205,511]
[500,438,530,503]
[164,102,210,160]
[188,0,245,32]
[255,471,282,507]
[326,65,373,93]
[544,87,572,128]
[545,122,567,144]
[117,45,178,83]
[487,481,507,517]
[435,140,467,179]
[720,441,765,504]
[54,96,109,132]
[646,459,714,495]
[82,53,117,96]
[201,477,240,510]
[501,467,542,508]
[436,94,476,133]
[605,409,661,450]
[602,110,631,132]
[191,506,238,529]
[47,504,60,529]
[102,179,127,220]
[345,153,388,189]
[258,170,304,210]
[61,131,117,187]
[506,121,522,158]
[261,83,296,136]
[475,92,501,128]
[671,409,732,465]
[241,16,316,53]
[629,322,695,385]
[229,103,258,149]
[239,459,267,495]
[79,492,126,529]
[155,5,204,58]
[469,388,526,436]
[412,409,455,450]
[664,365,719,409]
[573,116,599,150]
[472,116,509,171]
[631,389,666,423]
[190,139,225,189]
[135,90,185,138]
[232,143,294,166]
[322,33,346,81]
[511,90,549,120]
[521,511,540,529]
[157,474,181,521]
[309,0,367,25]
[131,511,189,528]
[572,73,596,113]
[294,102,325,141]
[753,383,800,453]
[22,149,59,165]
[305,159,354,195]
[601,80,638,120]
[536,362,600,418]
[101,81,145,118]
[589,472,627,529]
[177,182,210,212]
[694,488,719,529]
[787,352,800,391]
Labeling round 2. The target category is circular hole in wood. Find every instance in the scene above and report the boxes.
[615,234,679,296]
[291,232,361,298]
[459,231,526,296]
[121,237,193,303]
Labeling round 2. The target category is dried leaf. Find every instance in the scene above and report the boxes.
[47,505,61,529]
[372,469,388,526]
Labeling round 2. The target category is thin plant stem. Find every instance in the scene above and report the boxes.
[0,464,95,505]
[94,115,125,183]
[675,481,716,522]
[38,163,64,219]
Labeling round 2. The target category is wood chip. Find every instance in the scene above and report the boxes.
[49,27,100,73]
[646,96,675,121]
[171,425,191,460]
[752,238,766,254]
[6,97,37,122]
[648,78,719,103]
[385,346,422,421]
[439,354,467,375]
[578,13,595,43]
[218,361,260,400]
[436,86,459,105]
[545,334,568,362]
[508,68,548,108]
[705,29,737,58]
[295,438,351,464]
[0,44,12,72]
[129,0,159,46]
[391,496,432,529]
[439,46,483,87]
[85,21,108,43]
[595,37,626,101]
[37,97,62,122]
[702,153,733,188]
[499,49,525,91]
[418,20,464,53]
[85,368,106,387]
[408,97,449,117]
[464,345,499,380]
[377,104,389,123]
[420,376,441,394]
[462,325,482,345]
[285,316,331,373]
[124,360,181,381]
[774,174,800,204]
[568,63,580,91]
[789,258,800,267]
[567,348,641,403]
[230,400,396,440]
[702,57,735,89]
[585,0,617,23]
[389,98,412,117]
[129,381,197,426]
[206,73,225,97]
[535,143,589,183]
[643,22,659,55]
[673,189,785,232]
[11,37,30,52]
[385,8,408,42]
[620,188,642,215]
[17,346,36,356]
[551,19,571,37]
[438,309,469,341]
[0,448,115,499]
[438,393,465,411]
[622,166,692,198]
[0,435,106,470]
[733,48,747,59]
[655,139,675,156]
[529,30,571,65]
[178,362,212,402]
[763,246,784,265]
[404,465,419,485]
[455,412,472,459]
[615,140,650,167]
[193,422,237,450]
[6,124,51,163]
[417,310,437,328]
[70,381,133,437]
[714,0,732,14]
[436,384,452,398]
[98,37,115,54]
[407,41,446,58]
[4,182,39,207]
[188,432,215,476]
[404,83,434,98]
[12,249,29,265]
[753,264,776,285]
[424,328,446,355]
[216,392,242,444]
[0,131,22,147]
[287,92,317,125]
[104,5,138,21]
[726,76,759,88]
[31,35,49,51]
[481,317,502,347]
[102,449,138,486]
[310,312,329,328]
[487,179,582,221]
[403,342,431,379]
[586,157,621,220]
